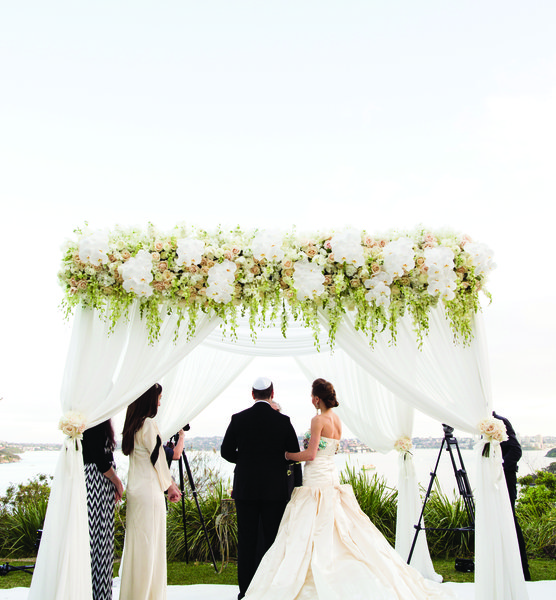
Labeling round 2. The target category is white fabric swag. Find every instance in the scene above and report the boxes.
[30,302,528,600]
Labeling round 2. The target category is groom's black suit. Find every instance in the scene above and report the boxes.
[221,400,300,598]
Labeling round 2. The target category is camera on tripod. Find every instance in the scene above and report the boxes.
[442,423,454,437]
[171,424,190,444]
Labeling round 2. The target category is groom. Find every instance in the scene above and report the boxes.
[221,377,301,599]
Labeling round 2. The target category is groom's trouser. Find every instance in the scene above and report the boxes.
[234,498,288,597]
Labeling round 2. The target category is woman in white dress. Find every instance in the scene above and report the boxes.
[119,383,181,600]
[244,378,455,600]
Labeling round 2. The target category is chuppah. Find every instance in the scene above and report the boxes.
[28,224,527,600]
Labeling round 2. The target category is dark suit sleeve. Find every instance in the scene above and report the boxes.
[285,417,300,453]
[221,416,238,464]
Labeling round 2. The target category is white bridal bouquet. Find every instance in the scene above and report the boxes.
[477,417,508,457]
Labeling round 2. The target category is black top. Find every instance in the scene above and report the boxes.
[493,411,522,472]
[221,401,301,501]
[82,423,115,474]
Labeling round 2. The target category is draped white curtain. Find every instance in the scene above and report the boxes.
[295,350,441,582]
[29,303,220,600]
[33,304,527,600]
[158,344,254,440]
[331,306,528,600]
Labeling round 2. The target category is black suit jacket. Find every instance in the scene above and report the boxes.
[221,401,300,501]
[493,411,522,472]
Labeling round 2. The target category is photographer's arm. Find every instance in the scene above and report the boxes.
[172,429,186,459]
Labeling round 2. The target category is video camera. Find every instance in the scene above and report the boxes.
[171,423,190,444]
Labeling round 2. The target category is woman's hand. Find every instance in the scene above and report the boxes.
[113,476,124,502]
[167,481,182,503]
[104,468,124,502]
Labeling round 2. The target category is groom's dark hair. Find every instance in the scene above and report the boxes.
[252,382,274,400]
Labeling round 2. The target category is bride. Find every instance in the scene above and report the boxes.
[244,378,455,599]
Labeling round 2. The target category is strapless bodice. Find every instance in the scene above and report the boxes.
[302,435,341,488]
[316,436,340,456]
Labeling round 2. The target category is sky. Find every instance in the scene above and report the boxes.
[0,1,555,444]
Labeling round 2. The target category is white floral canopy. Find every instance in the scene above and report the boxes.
[30,225,527,600]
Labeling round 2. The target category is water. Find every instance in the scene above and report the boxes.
[1,448,553,497]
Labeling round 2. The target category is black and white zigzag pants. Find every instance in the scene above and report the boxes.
[85,463,115,600]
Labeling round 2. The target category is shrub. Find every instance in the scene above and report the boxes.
[517,468,556,557]
[422,482,474,559]
[0,475,51,558]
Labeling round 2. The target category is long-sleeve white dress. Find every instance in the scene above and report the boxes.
[119,417,173,600]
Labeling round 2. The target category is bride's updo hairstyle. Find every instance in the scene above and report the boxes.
[312,378,339,409]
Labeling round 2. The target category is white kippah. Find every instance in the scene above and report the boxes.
[252,376,272,390]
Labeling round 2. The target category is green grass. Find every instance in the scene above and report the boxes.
[1,558,554,589]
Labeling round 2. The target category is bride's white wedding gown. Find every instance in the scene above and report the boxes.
[245,436,455,599]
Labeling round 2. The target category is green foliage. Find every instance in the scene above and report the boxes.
[545,462,556,474]
[422,482,474,559]
[517,468,556,558]
[340,466,398,545]
[0,475,51,558]
[0,474,52,513]
[166,481,236,567]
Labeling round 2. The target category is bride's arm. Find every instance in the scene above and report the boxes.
[285,417,322,462]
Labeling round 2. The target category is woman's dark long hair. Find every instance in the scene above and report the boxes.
[312,378,339,409]
[101,419,116,452]
[121,383,162,456]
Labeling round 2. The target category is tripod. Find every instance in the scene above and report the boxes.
[172,427,219,573]
[407,424,475,565]
[0,563,35,576]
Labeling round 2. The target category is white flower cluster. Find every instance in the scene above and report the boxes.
[118,249,154,297]
[175,238,205,267]
[59,410,87,440]
[382,238,415,280]
[293,259,325,300]
[206,260,236,304]
[250,230,285,263]
[364,273,391,308]
[478,417,508,443]
[465,242,496,277]
[330,228,365,267]
[394,436,413,454]
[78,230,110,266]
[364,238,414,309]
[424,247,457,301]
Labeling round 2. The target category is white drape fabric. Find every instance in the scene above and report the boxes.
[331,306,528,600]
[34,303,527,600]
[29,303,220,600]
[158,344,254,441]
[295,350,441,582]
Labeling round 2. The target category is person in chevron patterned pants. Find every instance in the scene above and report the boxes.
[82,419,124,600]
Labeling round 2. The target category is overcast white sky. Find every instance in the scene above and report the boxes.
[1,1,555,444]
